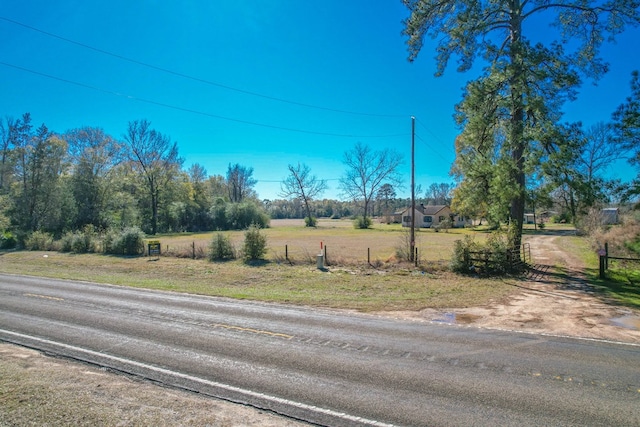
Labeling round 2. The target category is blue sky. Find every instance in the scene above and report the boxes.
[1,1,638,200]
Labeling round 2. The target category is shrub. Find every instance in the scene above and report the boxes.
[60,228,97,253]
[104,227,145,255]
[0,231,16,249]
[395,227,418,262]
[434,218,453,232]
[451,232,523,275]
[353,215,372,229]
[24,231,54,251]
[304,216,317,227]
[209,233,236,261]
[451,235,479,273]
[242,224,267,261]
[209,201,270,230]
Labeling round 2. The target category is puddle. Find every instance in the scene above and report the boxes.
[610,316,640,330]
[432,312,481,325]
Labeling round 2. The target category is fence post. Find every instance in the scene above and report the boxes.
[192,241,196,259]
[367,248,370,264]
[285,244,288,261]
[414,247,418,267]
[324,245,328,266]
[605,242,609,270]
[599,255,606,279]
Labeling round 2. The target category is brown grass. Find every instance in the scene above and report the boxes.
[589,214,640,256]
[155,218,480,266]
[0,219,516,313]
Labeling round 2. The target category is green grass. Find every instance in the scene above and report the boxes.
[559,234,640,309]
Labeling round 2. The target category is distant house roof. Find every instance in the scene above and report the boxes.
[421,205,448,215]
[399,204,450,216]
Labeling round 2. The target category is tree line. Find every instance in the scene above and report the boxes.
[0,116,274,243]
[0,116,415,246]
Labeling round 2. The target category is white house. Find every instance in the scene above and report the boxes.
[400,204,471,228]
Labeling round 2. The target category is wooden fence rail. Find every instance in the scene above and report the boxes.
[465,243,530,274]
[599,242,640,279]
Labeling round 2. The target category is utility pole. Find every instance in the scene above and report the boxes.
[410,116,416,263]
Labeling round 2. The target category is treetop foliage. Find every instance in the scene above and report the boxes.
[403,0,640,246]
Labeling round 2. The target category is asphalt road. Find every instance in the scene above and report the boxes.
[1,273,639,426]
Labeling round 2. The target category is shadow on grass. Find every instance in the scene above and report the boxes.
[243,259,270,267]
[521,262,640,310]
[521,228,577,237]
[593,269,640,309]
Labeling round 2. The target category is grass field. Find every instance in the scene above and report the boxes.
[159,218,479,264]
[0,219,520,312]
[5,220,627,312]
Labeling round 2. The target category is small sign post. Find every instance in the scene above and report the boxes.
[148,240,161,256]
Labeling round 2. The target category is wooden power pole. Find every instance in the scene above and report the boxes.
[410,116,416,263]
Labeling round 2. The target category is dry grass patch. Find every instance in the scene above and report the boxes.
[154,218,480,265]
[0,344,303,427]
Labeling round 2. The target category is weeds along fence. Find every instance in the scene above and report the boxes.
[599,242,640,279]
[153,240,430,267]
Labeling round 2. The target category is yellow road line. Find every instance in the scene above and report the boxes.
[211,323,292,339]
[24,293,64,301]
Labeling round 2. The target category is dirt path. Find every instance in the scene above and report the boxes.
[384,232,640,344]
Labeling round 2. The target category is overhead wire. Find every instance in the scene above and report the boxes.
[0,61,410,139]
[414,132,452,163]
[0,15,408,118]
[415,117,456,155]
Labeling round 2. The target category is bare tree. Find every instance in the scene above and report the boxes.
[426,182,455,206]
[340,142,403,228]
[226,163,257,203]
[579,122,628,181]
[279,163,327,226]
[125,119,183,235]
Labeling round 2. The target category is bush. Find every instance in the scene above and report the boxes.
[304,216,317,227]
[24,231,54,251]
[209,233,236,261]
[0,231,16,249]
[353,215,373,229]
[451,232,523,275]
[551,212,571,224]
[451,235,479,273]
[209,201,271,230]
[104,227,145,255]
[395,227,418,262]
[60,228,97,253]
[242,224,267,261]
[434,218,453,233]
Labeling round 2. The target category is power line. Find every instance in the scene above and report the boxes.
[0,61,410,139]
[415,117,456,154]
[0,15,408,118]
[414,132,452,164]
[258,178,340,183]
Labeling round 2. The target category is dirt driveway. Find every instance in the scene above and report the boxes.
[385,231,640,344]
